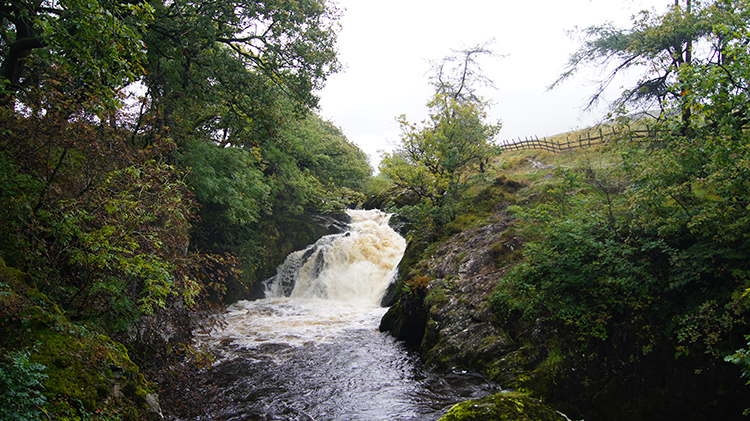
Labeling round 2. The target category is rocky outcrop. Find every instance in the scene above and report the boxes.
[418,216,522,374]
[380,212,527,375]
[382,210,750,421]
[379,289,428,348]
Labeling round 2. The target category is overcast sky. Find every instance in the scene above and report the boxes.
[317,0,670,169]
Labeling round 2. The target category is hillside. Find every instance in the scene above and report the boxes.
[379,137,750,420]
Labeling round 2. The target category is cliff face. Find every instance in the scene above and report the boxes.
[380,210,534,383]
[417,217,519,373]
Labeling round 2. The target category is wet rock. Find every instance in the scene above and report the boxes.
[379,291,428,348]
[418,219,521,375]
[440,392,567,421]
[145,393,163,419]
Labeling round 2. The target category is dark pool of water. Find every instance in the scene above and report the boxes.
[189,312,499,421]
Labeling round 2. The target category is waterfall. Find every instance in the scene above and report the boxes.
[193,209,499,421]
[264,209,406,306]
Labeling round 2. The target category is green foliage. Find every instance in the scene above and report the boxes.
[183,110,371,284]
[0,150,42,268]
[133,0,361,287]
[377,2,750,416]
[381,96,500,203]
[492,141,750,354]
[139,0,340,147]
[2,0,152,111]
[32,159,205,327]
[0,0,358,417]
[272,112,371,215]
[364,174,394,197]
[493,193,664,342]
[284,115,372,196]
[380,46,501,238]
[726,335,750,415]
[0,260,160,419]
[553,0,750,126]
[0,349,48,421]
[625,134,750,241]
[495,5,750,402]
[182,142,271,226]
[726,335,750,383]
[0,102,233,417]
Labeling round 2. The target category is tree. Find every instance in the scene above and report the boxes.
[551,0,718,126]
[380,44,502,238]
[385,96,500,200]
[0,0,152,111]
[502,2,750,410]
[430,40,500,103]
[181,105,372,283]
[0,0,344,365]
[137,0,340,148]
[121,0,357,287]
[0,0,370,415]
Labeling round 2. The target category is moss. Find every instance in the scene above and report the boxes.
[421,328,455,371]
[487,348,535,389]
[0,261,156,419]
[21,311,153,416]
[535,347,566,376]
[439,392,566,421]
[425,287,448,308]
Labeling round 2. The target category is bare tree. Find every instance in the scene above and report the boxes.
[429,40,503,104]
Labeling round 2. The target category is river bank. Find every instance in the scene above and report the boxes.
[378,149,750,420]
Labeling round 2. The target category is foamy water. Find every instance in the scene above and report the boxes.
[191,210,498,420]
[265,209,406,305]
[201,298,389,352]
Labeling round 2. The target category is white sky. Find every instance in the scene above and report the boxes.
[317,0,670,170]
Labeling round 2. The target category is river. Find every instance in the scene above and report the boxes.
[192,209,499,420]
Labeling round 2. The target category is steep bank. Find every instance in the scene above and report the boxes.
[0,260,160,420]
[379,148,750,420]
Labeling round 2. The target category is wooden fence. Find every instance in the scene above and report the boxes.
[497,126,655,153]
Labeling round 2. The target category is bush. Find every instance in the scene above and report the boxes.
[491,136,750,357]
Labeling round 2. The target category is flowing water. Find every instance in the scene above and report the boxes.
[193,210,499,420]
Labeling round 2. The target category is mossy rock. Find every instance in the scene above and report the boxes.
[486,346,546,390]
[0,261,160,420]
[33,326,150,409]
[379,292,428,348]
[440,392,566,421]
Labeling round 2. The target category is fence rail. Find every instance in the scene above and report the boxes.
[497,126,655,153]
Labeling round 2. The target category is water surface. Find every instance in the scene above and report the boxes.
[193,210,499,420]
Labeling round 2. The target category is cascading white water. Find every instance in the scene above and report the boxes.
[204,209,407,351]
[264,209,406,305]
[194,209,497,421]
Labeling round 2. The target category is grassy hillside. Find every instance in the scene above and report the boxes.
[380,126,750,420]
